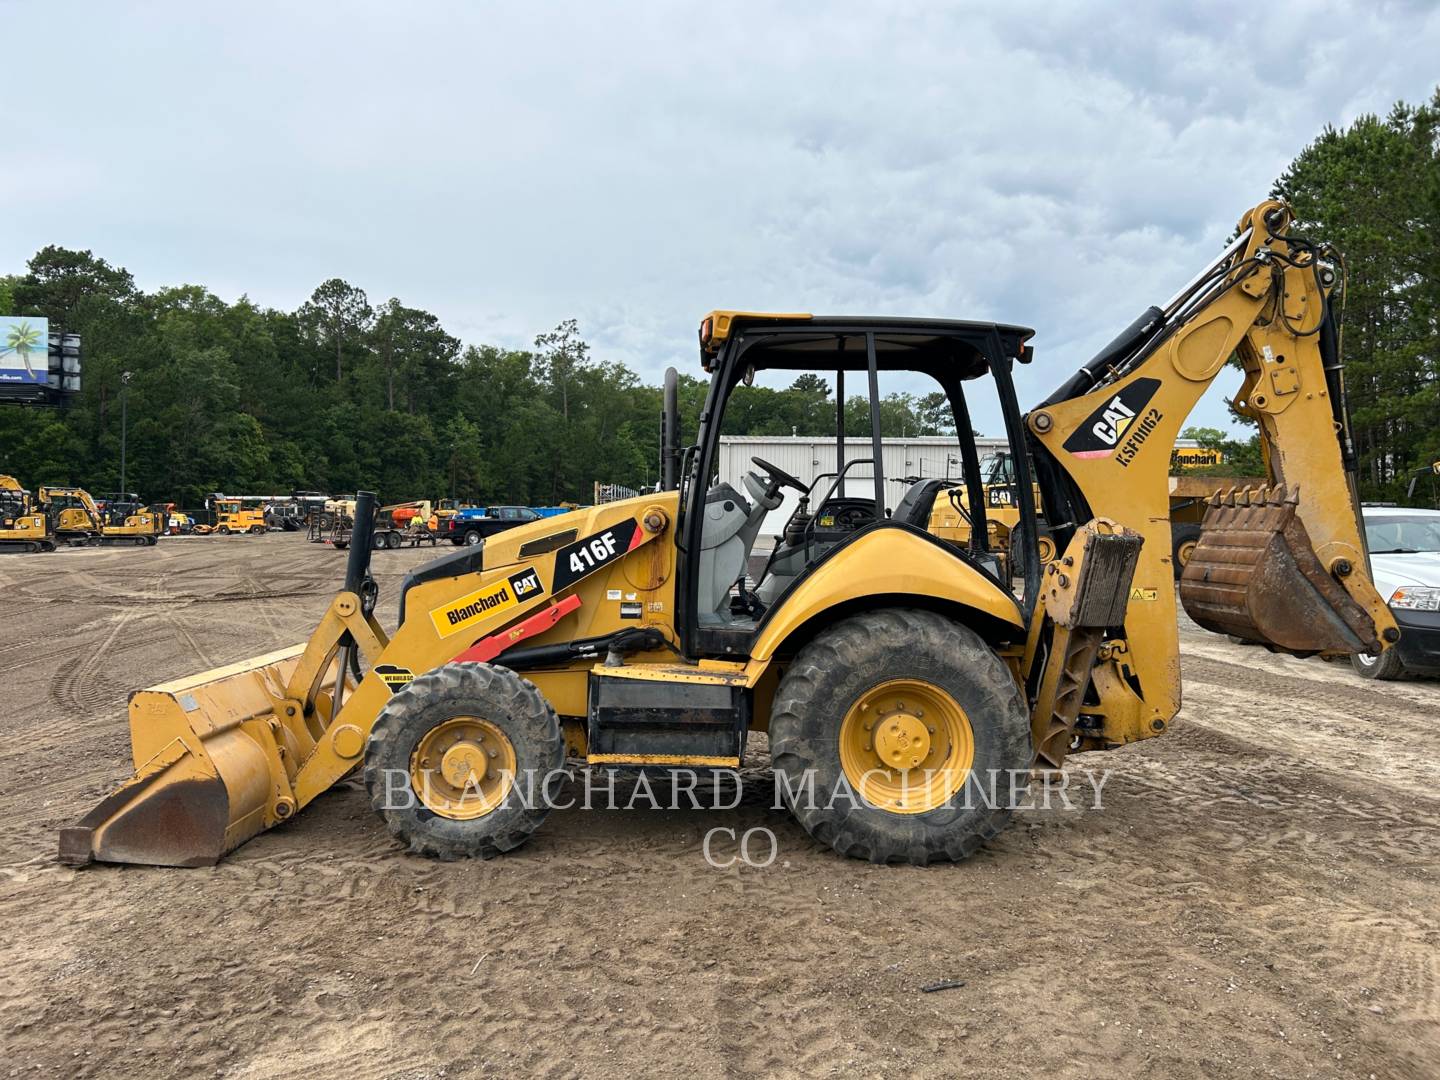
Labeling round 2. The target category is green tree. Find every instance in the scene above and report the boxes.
[298,278,372,383]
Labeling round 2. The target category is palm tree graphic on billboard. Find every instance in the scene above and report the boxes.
[2,320,42,378]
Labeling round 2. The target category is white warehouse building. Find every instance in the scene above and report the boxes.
[716,434,1199,541]
[716,435,1005,542]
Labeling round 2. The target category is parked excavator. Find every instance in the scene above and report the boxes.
[0,475,56,552]
[62,200,1395,868]
[36,486,162,546]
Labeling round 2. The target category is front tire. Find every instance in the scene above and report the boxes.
[363,663,564,859]
[770,608,1031,865]
[1351,647,1405,681]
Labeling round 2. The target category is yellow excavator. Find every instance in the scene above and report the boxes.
[37,486,163,546]
[0,475,56,552]
[61,200,1395,868]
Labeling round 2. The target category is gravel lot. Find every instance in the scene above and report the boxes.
[1,533,1436,1078]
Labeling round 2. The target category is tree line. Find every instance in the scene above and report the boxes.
[0,259,953,509]
[2,86,1436,506]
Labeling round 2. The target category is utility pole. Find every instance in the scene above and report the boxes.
[119,371,132,495]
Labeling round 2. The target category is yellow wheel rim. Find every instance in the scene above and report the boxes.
[1176,538,1198,568]
[408,717,517,820]
[1037,536,1057,564]
[838,678,975,814]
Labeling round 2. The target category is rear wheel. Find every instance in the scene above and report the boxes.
[1171,523,1202,579]
[1351,647,1405,681]
[386,531,403,549]
[770,608,1031,865]
[464,529,483,546]
[363,663,564,859]
[217,525,231,535]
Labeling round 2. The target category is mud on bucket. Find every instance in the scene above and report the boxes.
[1179,485,1381,657]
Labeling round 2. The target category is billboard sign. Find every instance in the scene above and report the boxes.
[0,316,49,386]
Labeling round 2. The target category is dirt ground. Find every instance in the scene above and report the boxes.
[1,533,1437,1079]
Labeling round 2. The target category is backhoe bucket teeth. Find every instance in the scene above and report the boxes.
[59,645,340,867]
[1179,486,1379,656]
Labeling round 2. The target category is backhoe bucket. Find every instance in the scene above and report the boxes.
[1179,485,1380,656]
[59,645,341,867]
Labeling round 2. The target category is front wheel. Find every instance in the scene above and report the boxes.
[1351,647,1405,681]
[363,663,564,859]
[770,608,1032,865]
[217,526,231,535]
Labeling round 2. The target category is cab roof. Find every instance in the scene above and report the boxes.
[699,310,1034,380]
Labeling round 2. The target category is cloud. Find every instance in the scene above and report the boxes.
[6,0,1438,433]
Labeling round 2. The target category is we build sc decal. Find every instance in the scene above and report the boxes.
[1061,378,1163,467]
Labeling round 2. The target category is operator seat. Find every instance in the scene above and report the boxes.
[696,473,783,621]
[892,478,946,528]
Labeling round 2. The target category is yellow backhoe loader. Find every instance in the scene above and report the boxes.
[37,486,162,546]
[0,475,56,552]
[191,496,268,535]
[61,200,1395,868]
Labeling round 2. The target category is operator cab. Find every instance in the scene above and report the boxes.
[676,312,1040,658]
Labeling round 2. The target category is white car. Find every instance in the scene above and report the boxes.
[1353,506,1440,679]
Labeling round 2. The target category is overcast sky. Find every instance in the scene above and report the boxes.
[7,1,1439,434]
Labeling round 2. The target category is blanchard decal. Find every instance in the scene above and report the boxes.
[374,664,415,693]
[619,601,643,620]
[552,519,642,591]
[430,566,545,638]
[1062,377,1163,461]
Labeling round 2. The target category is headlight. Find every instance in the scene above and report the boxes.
[1389,586,1440,611]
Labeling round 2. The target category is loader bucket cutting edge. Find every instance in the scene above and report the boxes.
[59,644,342,868]
[1179,486,1379,656]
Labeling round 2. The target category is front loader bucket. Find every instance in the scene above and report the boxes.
[59,644,341,867]
[1179,485,1380,656]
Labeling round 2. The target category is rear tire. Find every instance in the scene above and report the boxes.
[1351,647,1405,681]
[217,526,231,535]
[386,531,403,549]
[770,608,1031,865]
[363,663,564,859]
[464,529,482,547]
[1171,523,1203,579]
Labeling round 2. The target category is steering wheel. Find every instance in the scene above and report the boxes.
[750,456,808,495]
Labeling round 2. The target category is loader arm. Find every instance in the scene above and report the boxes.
[1027,199,1396,746]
